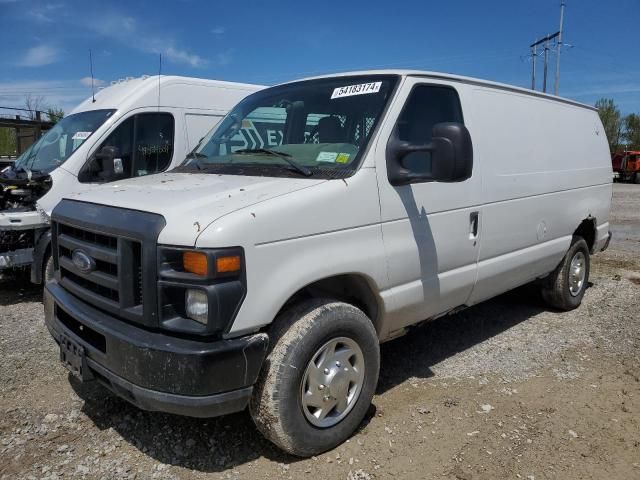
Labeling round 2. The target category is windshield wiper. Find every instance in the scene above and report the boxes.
[184,151,208,170]
[235,148,313,177]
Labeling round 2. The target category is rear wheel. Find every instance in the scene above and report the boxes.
[250,299,379,457]
[541,237,590,310]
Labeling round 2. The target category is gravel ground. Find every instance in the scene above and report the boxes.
[1,184,639,480]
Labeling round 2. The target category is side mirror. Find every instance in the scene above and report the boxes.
[386,122,473,186]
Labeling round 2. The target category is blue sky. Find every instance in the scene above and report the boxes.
[1,0,639,115]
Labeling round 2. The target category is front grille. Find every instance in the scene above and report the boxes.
[51,199,166,328]
[54,220,144,323]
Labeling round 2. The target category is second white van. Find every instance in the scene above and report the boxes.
[0,75,263,283]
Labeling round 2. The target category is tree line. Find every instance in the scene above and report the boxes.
[596,98,640,154]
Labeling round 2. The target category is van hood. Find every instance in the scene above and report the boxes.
[64,172,325,246]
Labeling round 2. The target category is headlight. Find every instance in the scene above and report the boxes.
[158,247,246,336]
[182,250,241,276]
[185,289,208,324]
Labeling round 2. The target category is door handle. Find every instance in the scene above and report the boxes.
[469,211,479,239]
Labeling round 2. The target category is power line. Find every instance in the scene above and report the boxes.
[529,2,566,94]
[0,106,48,113]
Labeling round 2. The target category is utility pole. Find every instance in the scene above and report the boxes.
[531,43,537,90]
[529,31,560,93]
[543,38,550,93]
[554,1,566,95]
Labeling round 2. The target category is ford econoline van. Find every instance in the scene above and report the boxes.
[0,76,263,283]
[43,70,612,456]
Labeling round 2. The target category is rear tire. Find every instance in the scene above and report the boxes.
[541,237,590,311]
[250,299,379,457]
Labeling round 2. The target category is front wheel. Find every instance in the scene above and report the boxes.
[44,253,54,284]
[541,237,590,310]
[250,299,379,457]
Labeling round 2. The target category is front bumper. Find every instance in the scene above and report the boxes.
[0,247,33,269]
[44,281,269,418]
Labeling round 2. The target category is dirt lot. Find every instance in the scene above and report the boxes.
[1,184,639,480]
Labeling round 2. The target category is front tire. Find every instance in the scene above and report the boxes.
[541,237,590,310]
[250,299,379,457]
[44,254,54,284]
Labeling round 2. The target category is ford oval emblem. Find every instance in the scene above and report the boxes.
[71,250,95,274]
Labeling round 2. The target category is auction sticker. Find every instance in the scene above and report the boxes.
[72,131,92,140]
[331,82,381,99]
[316,151,338,163]
[336,153,351,164]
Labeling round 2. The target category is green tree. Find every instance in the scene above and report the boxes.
[595,98,623,154]
[624,113,640,151]
[46,107,64,124]
[0,127,17,156]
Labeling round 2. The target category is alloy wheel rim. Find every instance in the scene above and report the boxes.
[300,337,365,428]
[569,251,586,296]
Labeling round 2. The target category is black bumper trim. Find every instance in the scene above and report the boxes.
[45,281,269,401]
[87,359,253,418]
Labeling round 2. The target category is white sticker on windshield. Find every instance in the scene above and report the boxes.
[72,131,92,140]
[331,82,381,99]
[316,151,338,163]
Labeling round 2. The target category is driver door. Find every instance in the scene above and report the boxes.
[374,78,482,334]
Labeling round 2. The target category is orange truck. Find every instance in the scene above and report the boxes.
[612,150,640,183]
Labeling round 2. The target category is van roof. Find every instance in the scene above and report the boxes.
[290,69,597,112]
[71,75,265,114]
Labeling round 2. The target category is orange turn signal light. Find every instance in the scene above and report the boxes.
[183,251,208,276]
[216,255,241,273]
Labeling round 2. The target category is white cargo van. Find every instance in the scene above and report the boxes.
[43,70,612,456]
[0,76,263,283]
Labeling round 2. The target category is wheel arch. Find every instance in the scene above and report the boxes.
[573,217,597,253]
[272,273,384,337]
[30,228,51,285]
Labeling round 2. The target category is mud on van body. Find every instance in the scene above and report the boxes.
[43,70,612,456]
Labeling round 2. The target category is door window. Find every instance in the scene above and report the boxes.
[80,112,174,182]
[394,86,463,176]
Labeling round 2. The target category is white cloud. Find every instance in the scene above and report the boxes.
[90,13,136,36]
[18,45,60,67]
[0,80,91,114]
[27,3,63,23]
[84,12,209,68]
[18,9,221,69]
[214,49,233,66]
[163,47,206,68]
[80,77,106,87]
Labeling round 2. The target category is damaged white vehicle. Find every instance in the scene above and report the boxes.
[0,76,263,282]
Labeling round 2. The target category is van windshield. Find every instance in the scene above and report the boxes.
[177,75,398,178]
[13,109,115,174]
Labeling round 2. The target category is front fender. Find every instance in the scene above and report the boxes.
[30,228,51,284]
